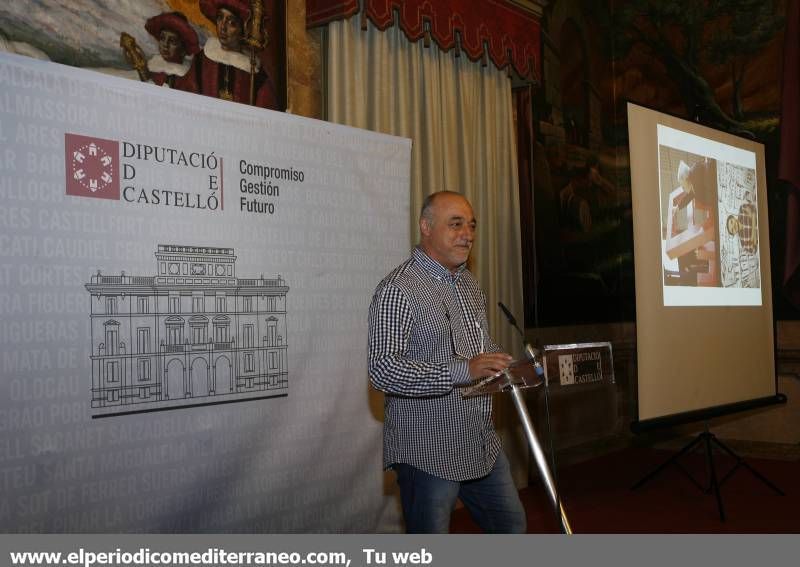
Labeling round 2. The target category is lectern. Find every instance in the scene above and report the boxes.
[462,358,573,534]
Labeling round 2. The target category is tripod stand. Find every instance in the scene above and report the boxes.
[631,422,784,521]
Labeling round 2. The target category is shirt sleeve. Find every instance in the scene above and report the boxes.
[368,284,468,397]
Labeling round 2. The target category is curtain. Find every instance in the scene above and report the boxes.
[327,16,528,485]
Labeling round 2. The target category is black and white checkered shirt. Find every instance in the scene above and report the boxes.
[368,247,502,481]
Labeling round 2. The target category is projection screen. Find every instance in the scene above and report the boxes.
[627,102,777,425]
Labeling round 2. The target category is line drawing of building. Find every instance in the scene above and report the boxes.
[85,244,289,416]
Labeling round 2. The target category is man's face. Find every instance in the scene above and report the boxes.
[158,29,185,63]
[216,8,243,51]
[420,194,476,271]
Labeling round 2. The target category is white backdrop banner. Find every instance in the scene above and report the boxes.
[0,53,411,532]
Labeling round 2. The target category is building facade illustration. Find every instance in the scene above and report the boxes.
[85,244,289,415]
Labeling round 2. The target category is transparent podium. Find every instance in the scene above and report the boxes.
[462,357,573,534]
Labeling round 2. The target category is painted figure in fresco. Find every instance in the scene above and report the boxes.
[176,0,278,109]
[145,12,200,87]
[121,12,200,88]
[559,165,594,232]
[558,155,615,233]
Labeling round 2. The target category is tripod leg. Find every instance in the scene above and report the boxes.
[673,460,706,492]
[703,433,725,522]
[710,436,785,496]
[631,435,704,491]
[736,461,785,495]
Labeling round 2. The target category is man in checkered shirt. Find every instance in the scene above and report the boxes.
[368,191,526,533]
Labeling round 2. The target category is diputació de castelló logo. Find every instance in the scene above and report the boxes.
[64,133,120,200]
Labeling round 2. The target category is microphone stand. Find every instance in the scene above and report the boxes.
[499,303,573,534]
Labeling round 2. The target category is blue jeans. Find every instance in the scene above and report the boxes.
[394,451,527,533]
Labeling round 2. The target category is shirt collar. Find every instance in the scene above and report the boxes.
[412,246,466,283]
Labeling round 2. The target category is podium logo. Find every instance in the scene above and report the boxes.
[65,133,120,200]
[558,354,575,386]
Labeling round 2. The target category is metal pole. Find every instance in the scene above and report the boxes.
[508,378,572,534]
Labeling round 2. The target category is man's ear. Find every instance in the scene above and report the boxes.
[420,217,431,237]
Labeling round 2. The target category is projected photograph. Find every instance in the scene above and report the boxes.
[718,163,761,289]
[657,125,762,306]
[658,147,720,288]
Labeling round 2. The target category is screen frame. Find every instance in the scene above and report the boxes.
[626,101,781,429]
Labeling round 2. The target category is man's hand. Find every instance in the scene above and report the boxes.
[468,352,514,379]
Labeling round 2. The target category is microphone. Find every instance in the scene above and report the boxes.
[497,302,544,376]
[498,302,522,337]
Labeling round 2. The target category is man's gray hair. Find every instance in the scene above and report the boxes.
[420,191,463,223]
